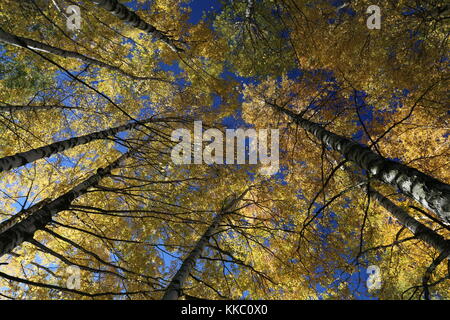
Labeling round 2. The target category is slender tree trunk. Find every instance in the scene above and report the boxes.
[0,117,157,173]
[245,0,255,20]
[369,186,450,298]
[0,198,52,235]
[369,187,450,255]
[0,151,131,257]
[162,190,248,300]
[0,105,80,112]
[268,101,450,225]
[89,0,184,53]
[0,27,162,81]
[340,161,450,254]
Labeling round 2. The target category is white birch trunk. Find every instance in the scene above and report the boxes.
[270,102,450,225]
[0,117,155,173]
[0,27,162,81]
[0,152,130,257]
[89,0,184,52]
[162,190,248,300]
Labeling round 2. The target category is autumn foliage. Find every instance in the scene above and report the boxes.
[0,0,448,300]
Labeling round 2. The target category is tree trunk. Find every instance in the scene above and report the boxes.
[0,151,131,257]
[269,101,450,225]
[0,117,156,173]
[369,187,450,255]
[0,27,162,81]
[89,0,184,52]
[245,0,255,20]
[340,161,450,255]
[162,190,248,300]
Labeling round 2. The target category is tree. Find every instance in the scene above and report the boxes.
[0,149,131,257]
[0,27,166,81]
[0,116,174,173]
[163,189,249,300]
[88,0,184,52]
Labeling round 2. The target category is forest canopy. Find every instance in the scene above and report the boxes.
[0,0,449,300]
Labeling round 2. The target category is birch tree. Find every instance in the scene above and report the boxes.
[274,101,449,224]
[0,150,132,257]
[162,189,249,300]
[88,0,184,52]
[0,27,164,81]
[0,117,171,173]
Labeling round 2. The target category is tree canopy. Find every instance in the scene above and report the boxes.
[0,0,448,300]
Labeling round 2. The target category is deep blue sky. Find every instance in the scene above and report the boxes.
[185,0,222,24]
